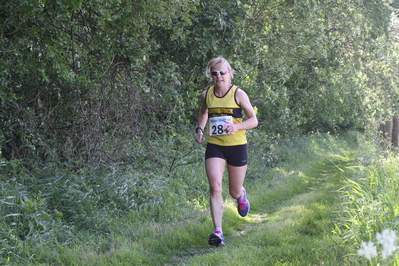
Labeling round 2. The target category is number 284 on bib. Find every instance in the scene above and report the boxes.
[209,116,232,136]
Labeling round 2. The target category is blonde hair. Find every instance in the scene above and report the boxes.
[206,57,235,80]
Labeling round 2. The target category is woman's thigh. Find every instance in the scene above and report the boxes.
[227,164,247,198]
[205,157,226,191]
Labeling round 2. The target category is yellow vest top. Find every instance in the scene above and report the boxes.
[206,85,247,146]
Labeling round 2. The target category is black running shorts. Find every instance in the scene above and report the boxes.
[205,143,248,167]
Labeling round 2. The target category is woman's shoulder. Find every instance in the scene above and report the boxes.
[201,86,213,96]
[234,86,250,106]
[234,86,248,97]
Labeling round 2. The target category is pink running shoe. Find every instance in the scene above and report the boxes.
[208,230,225,246]
[237,188,250,217]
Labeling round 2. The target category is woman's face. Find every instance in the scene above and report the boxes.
[211,62,231,87]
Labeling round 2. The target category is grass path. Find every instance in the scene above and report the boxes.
[70,134,362,266]
[166,136,360,265]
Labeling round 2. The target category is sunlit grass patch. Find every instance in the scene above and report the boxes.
[181,133,362,265]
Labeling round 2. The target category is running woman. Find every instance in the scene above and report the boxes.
[195,57,258,246]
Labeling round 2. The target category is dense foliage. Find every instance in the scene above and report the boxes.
[0,0,398,167]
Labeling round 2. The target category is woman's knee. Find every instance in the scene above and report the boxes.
[209,182,223,195]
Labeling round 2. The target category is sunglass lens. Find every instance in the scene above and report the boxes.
[211,71,228,76]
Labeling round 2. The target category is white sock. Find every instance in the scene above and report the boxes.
[215,227,222,233]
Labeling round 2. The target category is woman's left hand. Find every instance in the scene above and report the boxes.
[225,120,237,135]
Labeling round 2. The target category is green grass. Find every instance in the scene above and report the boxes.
[181,134,359,266]
[2,131,399,265]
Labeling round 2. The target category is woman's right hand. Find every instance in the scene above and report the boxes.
[196,131,205,144]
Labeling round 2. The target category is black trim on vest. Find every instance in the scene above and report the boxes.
[234,86,241,107]
[213,85,234,98]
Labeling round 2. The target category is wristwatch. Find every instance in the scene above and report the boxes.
[196,127,203,133]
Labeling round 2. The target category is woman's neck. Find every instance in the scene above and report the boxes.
[214,84,232,97]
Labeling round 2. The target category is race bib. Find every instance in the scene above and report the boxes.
[209,116,233,136]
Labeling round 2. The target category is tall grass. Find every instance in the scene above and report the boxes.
[0,132,208,265]
[335,143,399,265]
[1,130,399,265]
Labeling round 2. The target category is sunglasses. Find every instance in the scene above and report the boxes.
[211,70,228,76]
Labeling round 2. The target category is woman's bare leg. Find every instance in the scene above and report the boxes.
[227,164,247,199]
[205,157,226,229]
